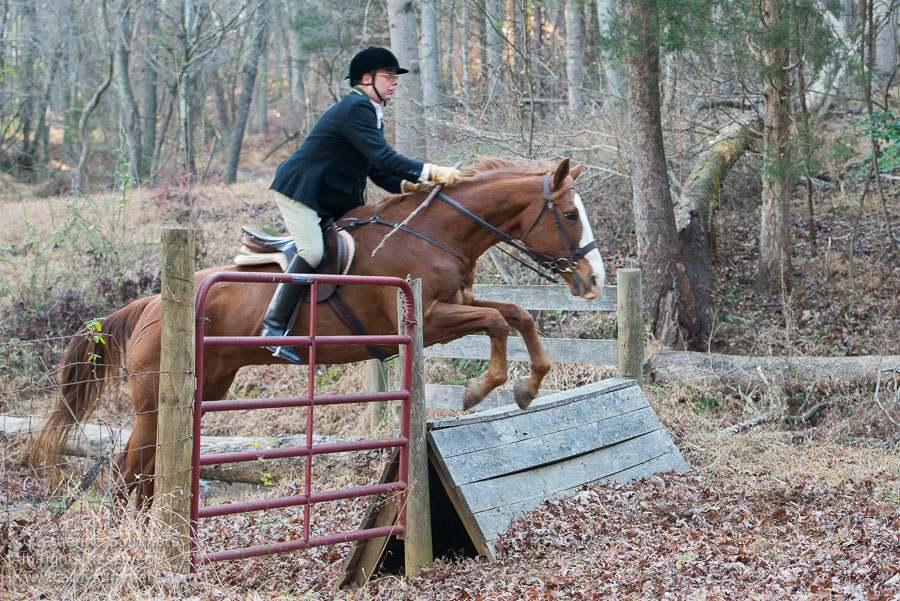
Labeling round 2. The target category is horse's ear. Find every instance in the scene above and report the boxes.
[570,161,583,181]
[552,158,570,190]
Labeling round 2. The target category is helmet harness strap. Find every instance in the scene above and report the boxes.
[361,71,387,105]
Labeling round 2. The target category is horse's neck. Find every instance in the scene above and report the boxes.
[445,178,537,253]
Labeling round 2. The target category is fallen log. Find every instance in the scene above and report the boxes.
[648,351,900,393]
[2,416,377,485]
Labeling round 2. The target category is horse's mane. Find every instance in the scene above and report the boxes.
[378,158,559,209]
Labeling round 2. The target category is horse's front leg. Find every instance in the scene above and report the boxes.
[470,299,550,409]
[424,301,511,410]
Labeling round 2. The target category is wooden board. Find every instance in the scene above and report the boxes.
[425,384,556,411]
[339,378,688,584]
[424,335,617,365]
[427,378,688,559]
[470,284,617,312]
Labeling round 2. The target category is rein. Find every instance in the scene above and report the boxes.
[338,203,466,262]
[437,172,597,282]
[339,172,596,283]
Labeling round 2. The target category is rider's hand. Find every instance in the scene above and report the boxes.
[427,164,463,187]
[402,180,422,193]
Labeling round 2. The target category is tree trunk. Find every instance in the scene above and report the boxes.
[596,0,624,103]
[75,55,115,188]
[387,0,425,156]
[874,0,898,78]
[421,0,440,157]
[112,4,143,179]
[461,1,472,114]
[624,0,699,347]
[564,0,585,113]
[252,26,268,135]
[140,0,158,179]
[757,0,793,293]
[177,72,197,174]
[0,0,10,141]
[530,0,544,117]
[288,18,307,131]
[484,0,503,98]
[18,0,37,173]
[33,42,62,168]
[223,18,267,184]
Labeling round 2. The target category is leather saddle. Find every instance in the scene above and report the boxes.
[238,223,387,360]
[240,222,353,303]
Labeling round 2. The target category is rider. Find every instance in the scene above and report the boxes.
[261,46,463,363]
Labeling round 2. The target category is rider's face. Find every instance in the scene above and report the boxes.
[363,69,399,104]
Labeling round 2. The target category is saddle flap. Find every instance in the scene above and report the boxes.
[313,226,348,302]
[241,225,296,253]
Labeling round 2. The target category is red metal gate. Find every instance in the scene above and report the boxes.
[190,272,417,570]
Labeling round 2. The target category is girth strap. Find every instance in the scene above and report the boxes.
[326,289,391,361]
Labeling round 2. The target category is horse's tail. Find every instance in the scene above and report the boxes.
[35,295,155,470]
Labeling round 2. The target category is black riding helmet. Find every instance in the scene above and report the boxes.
[346,46,408,85]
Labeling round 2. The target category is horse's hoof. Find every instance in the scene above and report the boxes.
[463,382,483,410]
[514,380,535,410]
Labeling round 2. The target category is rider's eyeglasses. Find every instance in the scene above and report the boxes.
[377,73,400,82]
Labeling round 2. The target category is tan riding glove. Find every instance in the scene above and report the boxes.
[426,164,463,187]
[402,180,422,193]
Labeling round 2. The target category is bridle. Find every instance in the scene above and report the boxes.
[340,172,597,284]
[436,172,597,283]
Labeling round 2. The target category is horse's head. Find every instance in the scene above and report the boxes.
[514,159,606,299]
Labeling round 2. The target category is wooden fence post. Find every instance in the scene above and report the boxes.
[366,359,388,433]
[155,227,195,573]
[398,279,432,576]
[617,268,643,386]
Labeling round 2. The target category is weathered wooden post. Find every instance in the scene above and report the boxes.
[155,227,195,573]
[617,268,643,386]
[397,278,432,576]
[366,359,388,433]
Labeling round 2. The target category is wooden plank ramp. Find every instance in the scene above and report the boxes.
[338,377,688,586]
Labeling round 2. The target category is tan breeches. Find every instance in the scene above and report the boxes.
[273,191,324,268]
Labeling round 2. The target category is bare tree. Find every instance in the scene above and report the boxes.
[75,0,114,189]
[140,0,159,178]
[143,0,256,173]
[288,15,307,132]
[223,16,267,183]
[421,0,440,155]
[388,0,425,155]
[484,0,503,95]
[252,25,268,135]
[110,2,143,179]
[596,0,624,102]
[756,0,793,293]
[874,0,899,77]
[564,0,585,112]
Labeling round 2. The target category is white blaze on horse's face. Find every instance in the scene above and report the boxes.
[573,192,606,292]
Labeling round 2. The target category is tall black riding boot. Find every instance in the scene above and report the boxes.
[260,254,314,364]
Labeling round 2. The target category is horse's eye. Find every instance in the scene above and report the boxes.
[563,211,578,222]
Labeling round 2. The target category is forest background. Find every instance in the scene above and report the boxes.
[1,0,899,599]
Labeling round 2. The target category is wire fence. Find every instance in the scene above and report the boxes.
[1,334,169,512]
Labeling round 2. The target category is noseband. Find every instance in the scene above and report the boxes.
[436,172,597,283]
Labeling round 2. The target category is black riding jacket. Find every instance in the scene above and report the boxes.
[269,91,424,220]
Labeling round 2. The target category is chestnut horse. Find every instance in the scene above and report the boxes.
[37,158,605,507]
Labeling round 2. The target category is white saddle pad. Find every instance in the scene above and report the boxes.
[233,230,355,275]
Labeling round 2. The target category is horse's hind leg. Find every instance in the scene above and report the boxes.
[470,299,551,409]
[424,302,512,410]
[112,410,158,509]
